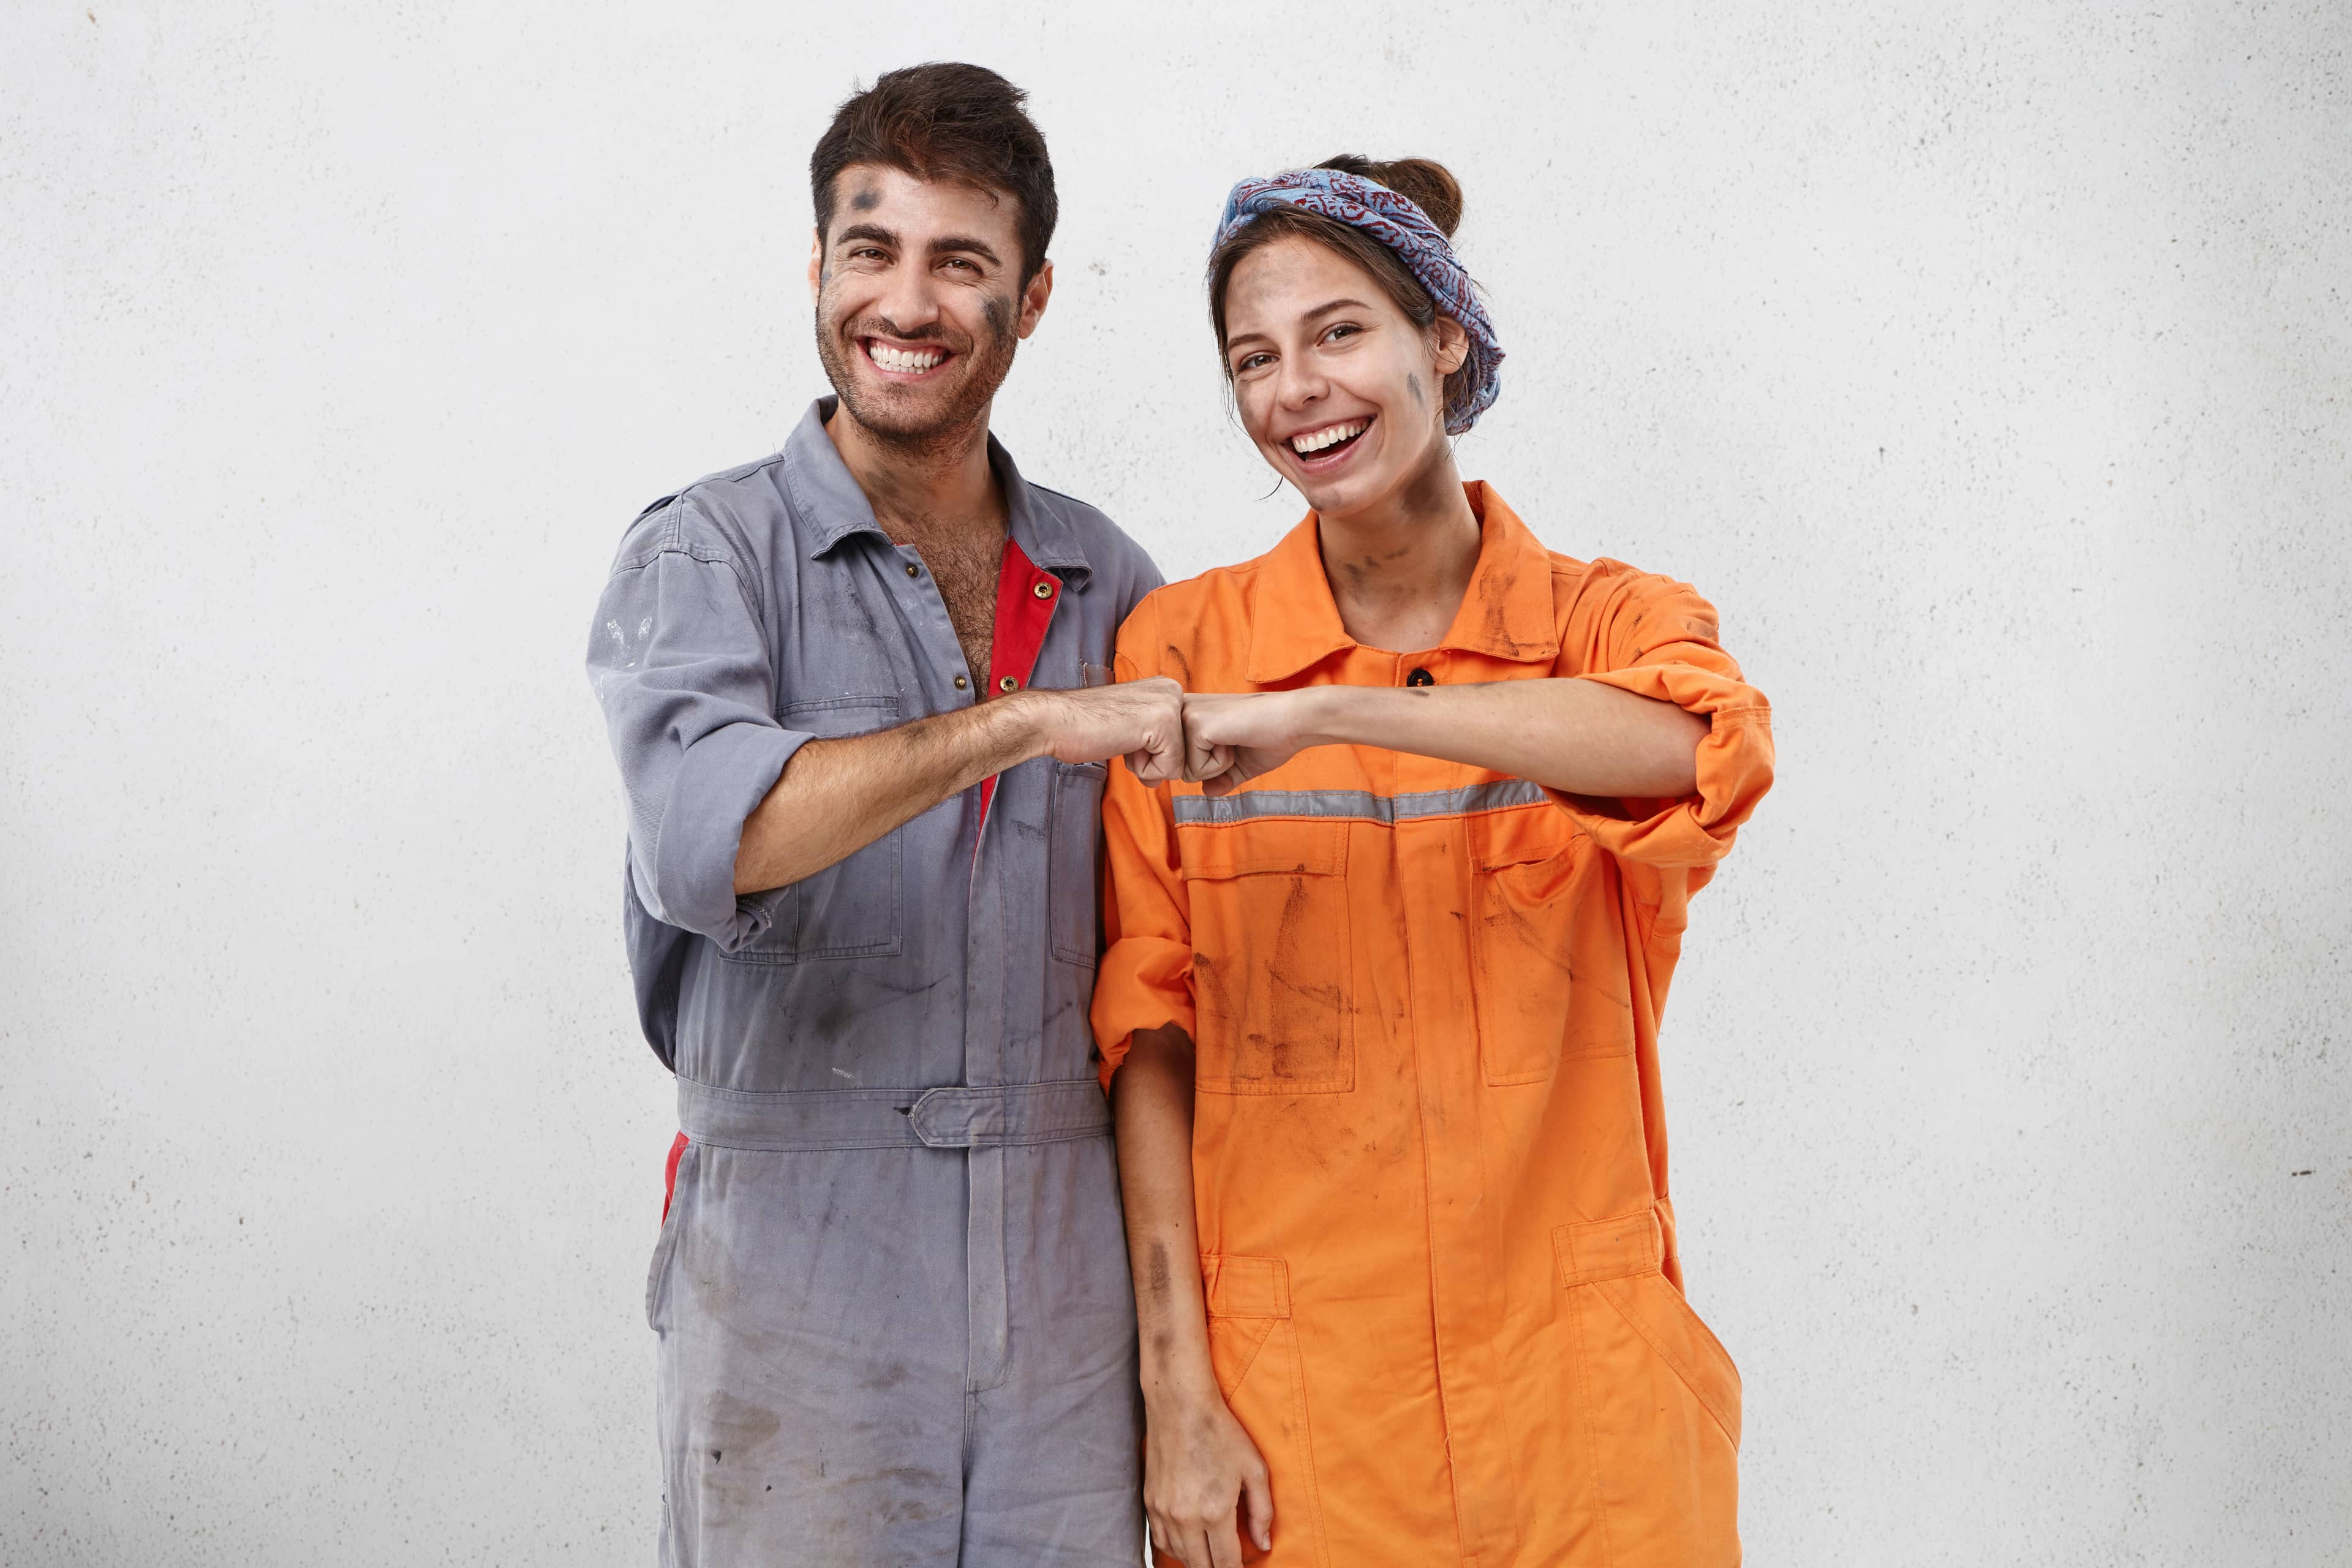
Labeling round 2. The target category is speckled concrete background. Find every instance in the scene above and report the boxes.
[4,2,2348,1563]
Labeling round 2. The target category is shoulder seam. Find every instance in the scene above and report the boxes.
[1025,479,1109,515]
[609,499,763,613]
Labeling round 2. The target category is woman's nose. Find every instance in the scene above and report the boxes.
[1273,355,1325,409]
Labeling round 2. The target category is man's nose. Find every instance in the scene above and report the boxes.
[872,265,943,337]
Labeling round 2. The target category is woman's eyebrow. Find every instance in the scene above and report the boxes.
[1227,297,1375,355]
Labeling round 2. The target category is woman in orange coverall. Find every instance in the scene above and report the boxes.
[1093,156,1774,1568]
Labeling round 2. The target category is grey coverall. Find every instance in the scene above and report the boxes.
[587,399,1162,1566]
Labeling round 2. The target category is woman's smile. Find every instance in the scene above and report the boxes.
[1284,415,1374,473]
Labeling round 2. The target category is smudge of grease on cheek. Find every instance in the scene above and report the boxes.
[982,292,1014,345]
[1408,372,1427,408]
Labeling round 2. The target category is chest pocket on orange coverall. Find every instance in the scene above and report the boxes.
[1468,806,1633,1084]
[1178,819,1355,1095]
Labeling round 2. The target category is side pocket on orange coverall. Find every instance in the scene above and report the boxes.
[1199,1255,1331,1568]
[1555,1210,1742,1566]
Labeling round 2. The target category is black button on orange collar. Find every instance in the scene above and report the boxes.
[1406,667,1436,687]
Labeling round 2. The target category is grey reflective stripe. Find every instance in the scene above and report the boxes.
[1172,777,1549,826]
[1391,778,1553,819]
[678,1077,1111,1152]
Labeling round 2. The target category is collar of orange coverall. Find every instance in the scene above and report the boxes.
[1244,481,1562,683]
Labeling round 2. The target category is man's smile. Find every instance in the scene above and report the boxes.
[861,336,955,379]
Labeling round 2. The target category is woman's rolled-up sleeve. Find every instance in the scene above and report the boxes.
[586,503,816,949]
[1089,600,1195,1092]
[1550,563,1775,871]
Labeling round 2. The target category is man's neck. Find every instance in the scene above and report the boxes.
[824,402,1005,538]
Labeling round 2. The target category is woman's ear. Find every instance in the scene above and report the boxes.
[1433,316,1471,377]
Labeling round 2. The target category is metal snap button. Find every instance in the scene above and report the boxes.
[1407,667,1435,687]
[998,675,1020,693]
[1032,579,1055,599]
[953,674,968,690]
[905,562,919,578]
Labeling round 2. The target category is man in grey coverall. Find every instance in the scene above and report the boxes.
[587,63,1182,1566]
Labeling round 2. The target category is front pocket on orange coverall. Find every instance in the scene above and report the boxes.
[1196,1256,1329,1568]
[1178,821,1354,1095]
[1469,807,1629,1084]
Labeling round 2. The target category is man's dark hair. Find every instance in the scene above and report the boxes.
[810,62,1057,284]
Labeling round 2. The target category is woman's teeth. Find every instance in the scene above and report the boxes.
[868,343,945,373]
[1291,420,1366,454]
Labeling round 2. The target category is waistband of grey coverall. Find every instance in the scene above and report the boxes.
[676,1077,1112,1152]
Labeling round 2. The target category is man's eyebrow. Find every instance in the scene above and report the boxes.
[927,234,1003,265]
[832,222,897,249]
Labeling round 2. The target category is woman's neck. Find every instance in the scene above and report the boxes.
[1314,447,1483,655]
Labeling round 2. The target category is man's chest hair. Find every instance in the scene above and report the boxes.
[903,524,1006,680]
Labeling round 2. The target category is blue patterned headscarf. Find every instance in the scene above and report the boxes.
[1213,167,1503,434]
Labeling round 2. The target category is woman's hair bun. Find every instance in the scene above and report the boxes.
[1314,153,1463,237]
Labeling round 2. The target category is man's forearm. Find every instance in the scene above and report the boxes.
[733,697,1041,895]
[733,674,1191,895]
[1303,679,1707,799]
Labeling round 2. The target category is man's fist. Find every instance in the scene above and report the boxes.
[1020,676,1189,781]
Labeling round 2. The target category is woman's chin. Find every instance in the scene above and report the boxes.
[1292,466,1382,519]
[1280,432,1423,519]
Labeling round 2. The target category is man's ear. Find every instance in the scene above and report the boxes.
[807,228,825,303]
[1433,316,1471,376]
[1016,261,1055,340]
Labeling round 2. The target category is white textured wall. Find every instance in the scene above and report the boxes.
[5,3,2348,1562]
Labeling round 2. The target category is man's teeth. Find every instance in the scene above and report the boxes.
[1291,420,1366,454]
[869,343,945,372]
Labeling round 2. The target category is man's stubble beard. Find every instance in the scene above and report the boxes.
[815,283,1022,461]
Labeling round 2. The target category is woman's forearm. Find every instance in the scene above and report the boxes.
[1302,679,1706,798]
[1112,1025,1221,1410]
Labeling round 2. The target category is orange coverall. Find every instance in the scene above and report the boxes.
[1093,484,1774,1567]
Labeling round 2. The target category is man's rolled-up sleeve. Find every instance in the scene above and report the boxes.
[1549,564,1775,870]
[1090,601,1194,1092]
[587,511,815,948]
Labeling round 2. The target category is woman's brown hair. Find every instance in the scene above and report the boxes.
[1208,155,1471,424]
